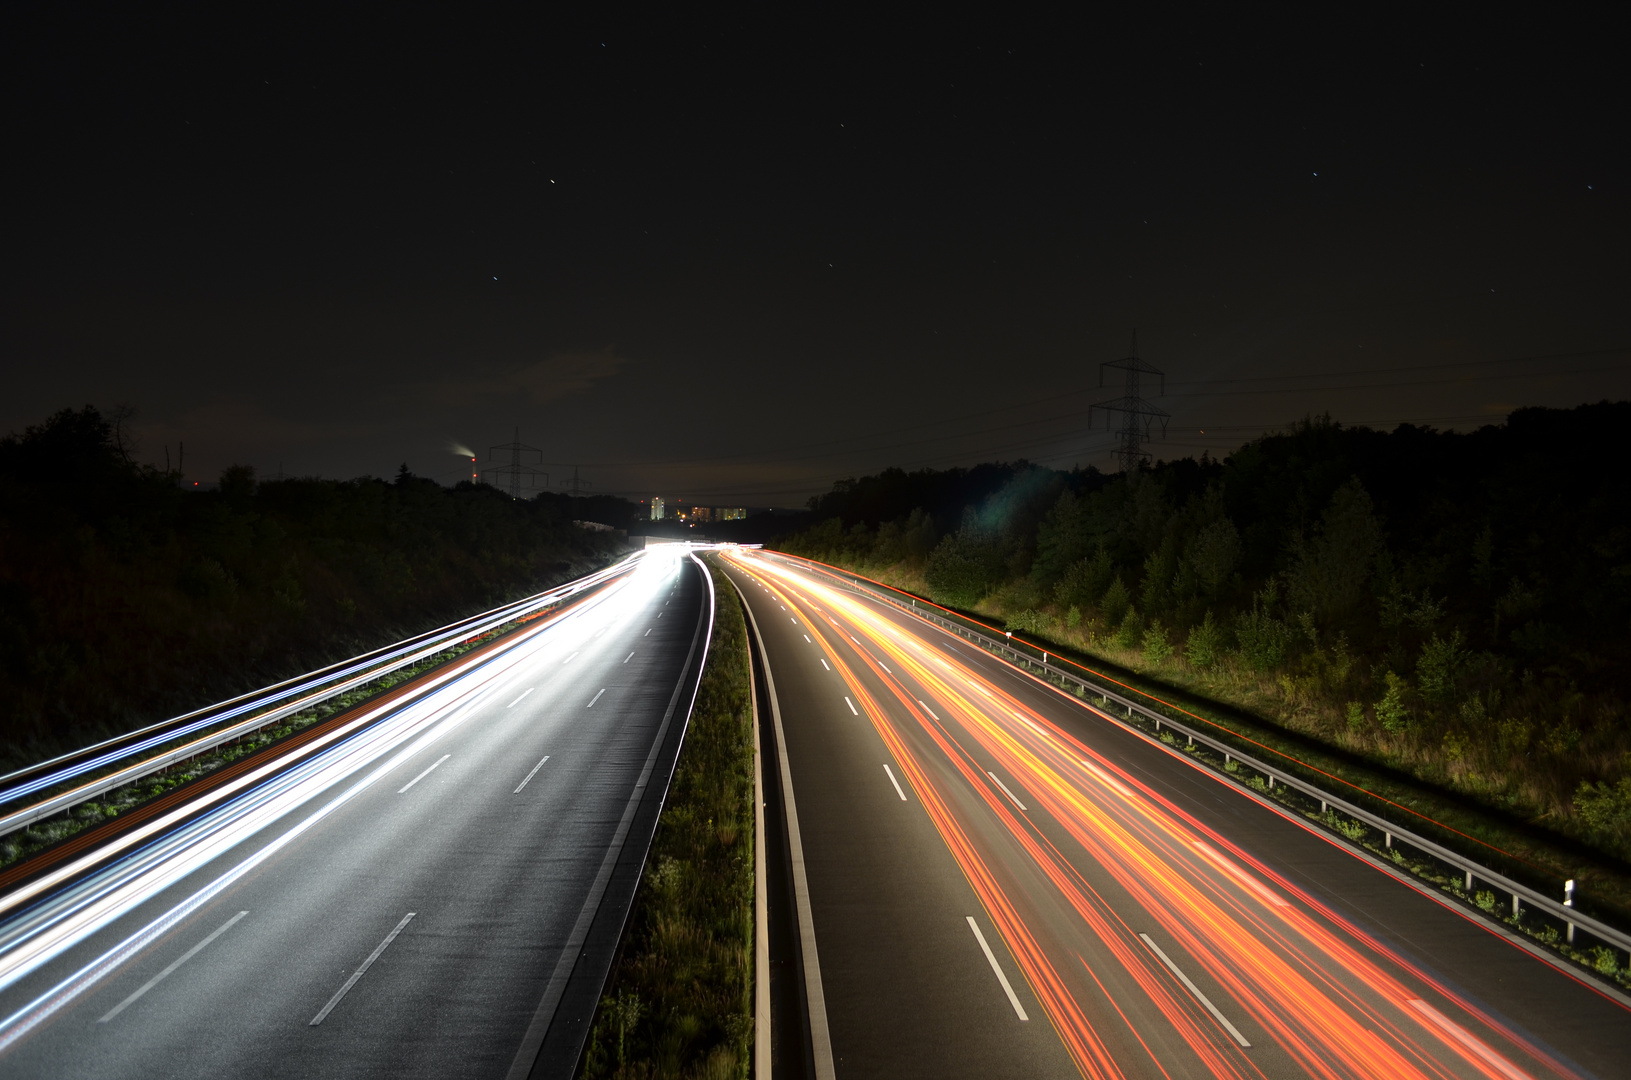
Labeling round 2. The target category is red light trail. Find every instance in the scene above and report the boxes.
[727,549,1588,1080]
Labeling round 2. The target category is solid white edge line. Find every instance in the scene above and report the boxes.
[586,688,606,708]
[98,910,249,1022]
[844,697,859,716]
[1406,999,1532,1080]
[507,688,534,708]
[310,912,416,1025]
[514,755,551,794]
[882,763,908,801]
[750,609,771,1080]
[505,552,715,1080]
[966,917,1028,1020]
[397,754,450,793]
[1138,933,1251,1048]
[987,771,1028,811]
[731,569,838,1080]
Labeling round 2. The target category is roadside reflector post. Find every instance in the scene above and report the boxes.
[1385,832,1392,849]
[1465,870,1474,892]
[1565,879,1576,943]
[1512,894,1521,918]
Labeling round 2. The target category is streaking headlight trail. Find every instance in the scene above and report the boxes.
[0,548,686,1052]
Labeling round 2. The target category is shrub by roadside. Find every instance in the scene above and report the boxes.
[581,559,754,1079]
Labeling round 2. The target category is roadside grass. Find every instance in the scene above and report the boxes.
[0,600,569,873]
[840,562,1631,895]
[581,559,754,1080]
[790,556,1631,983]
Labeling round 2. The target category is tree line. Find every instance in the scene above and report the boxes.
[0,406,637,767]
[776,403,1631,861]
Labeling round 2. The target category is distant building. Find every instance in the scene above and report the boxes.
[651,497,665,520]
[720,508,747,520]
[690,506,713,523]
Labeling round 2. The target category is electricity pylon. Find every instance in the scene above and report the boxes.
[560,465,592,496]
[1089,331,1170,475]
[483,428,548,498]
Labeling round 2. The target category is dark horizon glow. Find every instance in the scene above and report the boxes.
[2,10,1625,503]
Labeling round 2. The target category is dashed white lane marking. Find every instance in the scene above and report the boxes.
[966,917,1028,1021]
[507,688,534,709]
[882,764,908,801]
[623,651,635,663]
[100,910,249,1022]
[804,634,812,643]
[820,659,830,671]
[987,771,1028,811]
[514,755,551,794]
[844,697,859,715]
[562,652,579,664]
[917,699,940,721]
[645,628,652,636]
[1139,934,1251,1047]
[310,913,416,1026]
[586,688,606,708]
[398,755,450,793]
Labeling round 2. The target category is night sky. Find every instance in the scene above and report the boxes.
[4,8,1626,506]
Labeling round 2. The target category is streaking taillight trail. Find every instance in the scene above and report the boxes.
[730,548,1582,1080]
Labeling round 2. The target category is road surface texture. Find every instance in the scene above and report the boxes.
[722,548,1628,1080]
[0,546,710,1078]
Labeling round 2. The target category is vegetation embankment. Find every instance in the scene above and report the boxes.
[0,600,565,874]
[774,404,1631,913]
[582,558,754,1080]
[0,406,639,773]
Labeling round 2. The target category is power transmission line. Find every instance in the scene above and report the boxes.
[483,428,547,498]
[560,465,593,496]
[1090,332,1170,475]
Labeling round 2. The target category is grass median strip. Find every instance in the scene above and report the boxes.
[582,558,753,1079]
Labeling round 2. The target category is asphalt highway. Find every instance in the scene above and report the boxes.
[0,546,710,1078]
[721,549,1630,1080]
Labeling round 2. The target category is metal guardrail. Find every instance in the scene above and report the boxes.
[771,554,1631,968]
[0,557,641,840]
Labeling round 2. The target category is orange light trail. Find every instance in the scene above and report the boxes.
[726,550,1591,1080]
